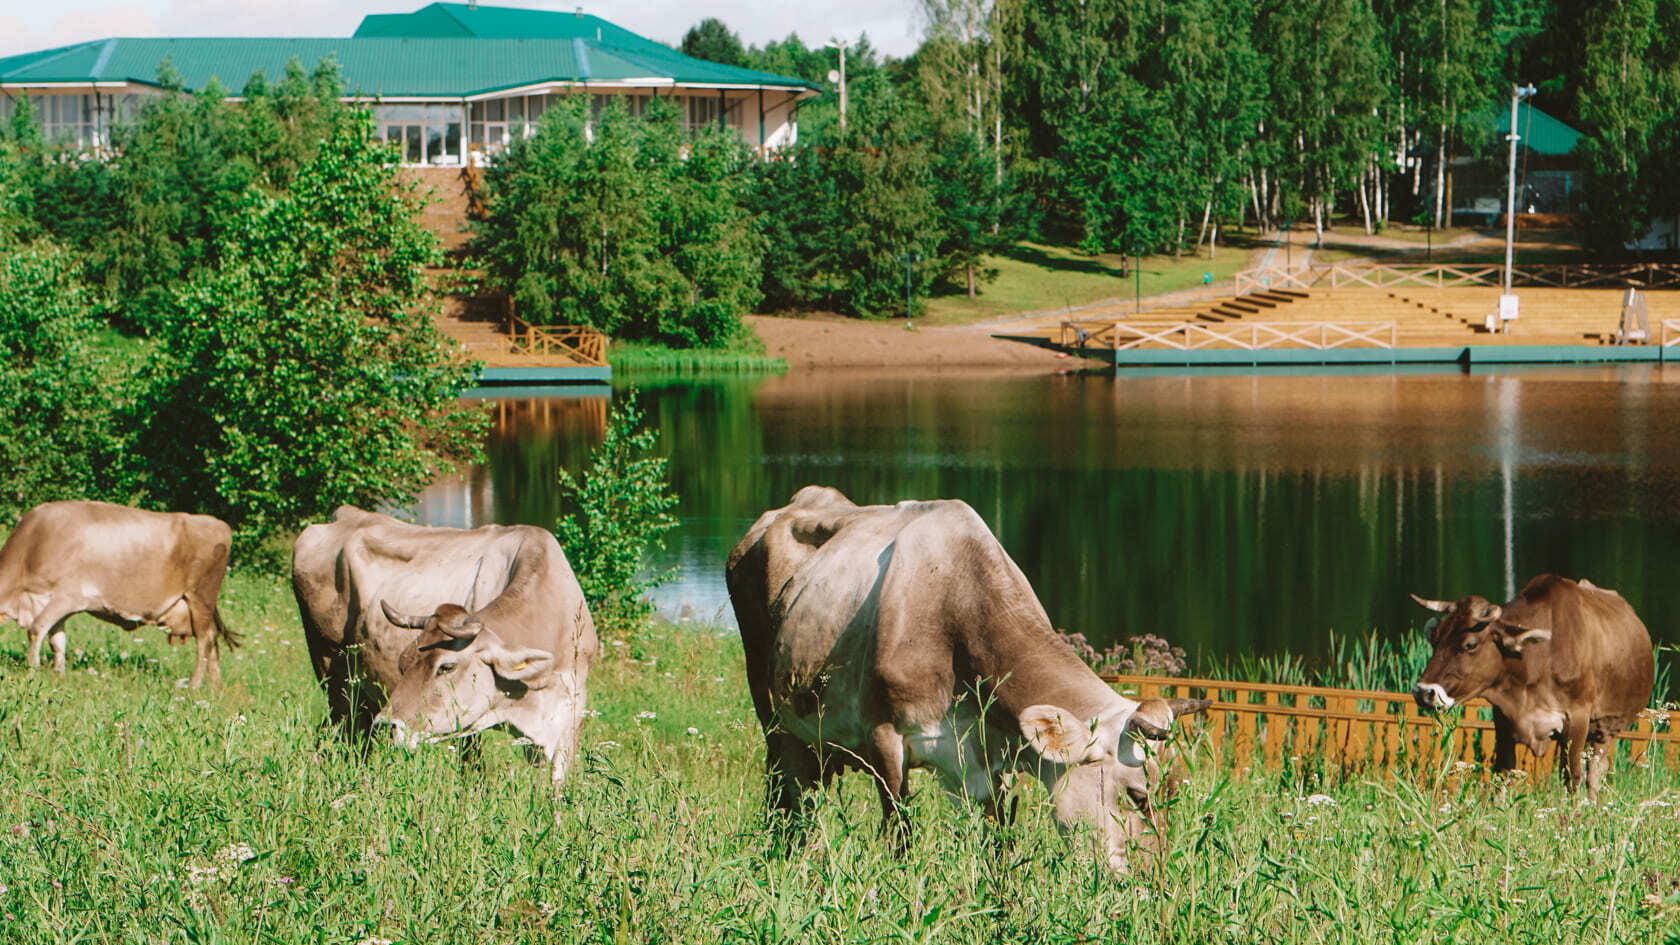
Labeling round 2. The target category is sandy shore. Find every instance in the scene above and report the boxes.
[745,314,1076,371]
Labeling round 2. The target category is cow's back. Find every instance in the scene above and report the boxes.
[1,501,228,616]
[1506,575,1654,724]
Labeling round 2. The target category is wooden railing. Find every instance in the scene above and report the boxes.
[1060,321,1397,351]
[497,299,608,367]
[1105,674,1680,781]
[1235,263,1680,295]
[1662,320,1680,348]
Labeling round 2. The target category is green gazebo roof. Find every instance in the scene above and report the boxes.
[1491,101,1581,157]
[0,4,817,98]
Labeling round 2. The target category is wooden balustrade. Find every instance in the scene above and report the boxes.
[1235,263,1680,295]
[1104,674,1680,781]
[1060,321,1397,351]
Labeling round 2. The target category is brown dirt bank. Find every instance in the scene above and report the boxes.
[745,314,1076,371]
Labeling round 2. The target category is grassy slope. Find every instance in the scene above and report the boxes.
[922,239,1260,326]
[2,574,1678,943]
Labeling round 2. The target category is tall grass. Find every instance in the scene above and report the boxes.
[608,342,788,375]
[3,575,1678,943]
[1195,629,1436,693]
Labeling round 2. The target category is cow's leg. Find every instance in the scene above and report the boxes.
[185,599,222,689]
[1491,707,1518,774]
[1560,715,1590,792]
[28,607,79,672]
[868,723,912,851]
[764,730,821,820]
[47,619,70,672]
[1583,735,1614,800]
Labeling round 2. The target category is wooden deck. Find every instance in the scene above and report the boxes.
[1004,269,1680,365]
[434,286,611,382]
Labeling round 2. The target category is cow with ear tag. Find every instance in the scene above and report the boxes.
[1409,573,1653,797]
[728,486,1210,877]
[292,507,597,792]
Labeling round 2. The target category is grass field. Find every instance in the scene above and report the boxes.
[3,571,1679,944]
[921,239,1261,326]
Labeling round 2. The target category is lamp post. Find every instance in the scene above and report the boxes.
[826,38,849,134]
[1501,83,1537,332]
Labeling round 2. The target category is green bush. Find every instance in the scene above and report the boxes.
[0,247,117,520]
[475,98,762,347]
[126,112,484,547]
[554,397,679,635]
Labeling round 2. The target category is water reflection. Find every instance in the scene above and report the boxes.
[417,366,1680,658]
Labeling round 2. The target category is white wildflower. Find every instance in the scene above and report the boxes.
[635,711,657,722]
[1305,794,1336,807]
[597,740,621,751]
[215,843,256,866]
[330,793,358,811]
[686,727,701,737]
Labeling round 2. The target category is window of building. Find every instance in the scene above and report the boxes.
[374,103,462,165]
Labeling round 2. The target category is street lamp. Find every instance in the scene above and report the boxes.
[826,38,849,134]
[1501,83,1538,333]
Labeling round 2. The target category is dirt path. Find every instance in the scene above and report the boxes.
[746,314,1076,371]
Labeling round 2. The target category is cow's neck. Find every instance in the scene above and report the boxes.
[969,618,1127,723]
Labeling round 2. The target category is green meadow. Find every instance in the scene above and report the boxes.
[2,570,1678,944]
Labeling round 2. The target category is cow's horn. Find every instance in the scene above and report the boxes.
[1409,594,1454,613]
[463,558,484,613]
[379,600,431,630]
[1496,616,1548,633]
[440,619,483,641]
[1473,602,1502,624]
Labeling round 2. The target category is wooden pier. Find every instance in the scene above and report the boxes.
[1004,264,1680,367]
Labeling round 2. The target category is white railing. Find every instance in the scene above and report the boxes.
[1235,263,1680,295]
[1662,320,1680,348]
[1061,321,1398,351]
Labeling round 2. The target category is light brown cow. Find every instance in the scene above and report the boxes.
[0,500,236,688]
[727,486,1208,875]
[1411,573,1654,796]
[291,506,597,790]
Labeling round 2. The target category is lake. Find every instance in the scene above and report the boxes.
[417,365,1680,659]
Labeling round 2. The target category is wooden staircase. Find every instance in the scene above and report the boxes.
[432,278,608,368]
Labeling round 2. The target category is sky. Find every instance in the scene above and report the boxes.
[0,0,926,60]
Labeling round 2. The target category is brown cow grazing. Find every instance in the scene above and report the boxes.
[728,486,1209,876]
[1411,574,1654,797]
[0,501,236,688]
[291,506,597,791]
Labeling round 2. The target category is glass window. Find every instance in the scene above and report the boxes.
[506,97,523,121]
[488,126,504,147]
[486,99,504,121]
[405,125,422,164]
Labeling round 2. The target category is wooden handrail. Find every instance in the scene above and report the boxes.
[1061,321,1397,351]
[1235,262,1680,295]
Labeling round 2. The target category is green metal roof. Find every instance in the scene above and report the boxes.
[0,4,817,97]
[1491,101,1581,157]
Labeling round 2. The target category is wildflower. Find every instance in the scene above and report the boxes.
[1306,794,1336,807]
[330,793,357,811]
[355,937,393,945]
[635,711,657,722]
[10,823,29,838]
[597,740,621,751]
[583,709,602,719]
[611,640,625,647]
[215,843,256,866]
[686,727,701,737]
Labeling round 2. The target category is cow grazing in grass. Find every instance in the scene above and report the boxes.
[727,486,1208,875]
[0,501,236,688]
[291,507,597,790]
[1411,574,1654,796]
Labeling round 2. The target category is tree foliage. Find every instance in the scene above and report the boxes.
[126,112,484,544]
[555,397,679,636]
[474,98,762,346]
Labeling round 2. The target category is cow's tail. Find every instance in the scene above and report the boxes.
[212,606,241,650]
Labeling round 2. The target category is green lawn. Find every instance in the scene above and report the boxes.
[3,570,1677,943]
[922,238,1262,326]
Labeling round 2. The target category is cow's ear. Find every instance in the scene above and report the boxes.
[1019,704,1102,764]
[489,647,555,688]
[1498,625,1552,653]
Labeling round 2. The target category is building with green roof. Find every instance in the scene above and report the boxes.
[1449,100,1585,223]
[0,2,819,164]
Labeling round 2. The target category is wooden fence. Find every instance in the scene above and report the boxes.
[1059,321,1397,351]
[1235,263,1680,295]
[503,300,608,367]
[1104,674,1680,781]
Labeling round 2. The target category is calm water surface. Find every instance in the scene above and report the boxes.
[417,366,1680,658]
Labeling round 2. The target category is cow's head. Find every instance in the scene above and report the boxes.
[370,599,562,747]
[1410,593,1552,711]
[1017,696,1210,874]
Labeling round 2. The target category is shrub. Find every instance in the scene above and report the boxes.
[554,396,679,636]
[127,112,484,548]
[0,247,117,520]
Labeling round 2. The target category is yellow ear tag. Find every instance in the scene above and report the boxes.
[511,661,528,671]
